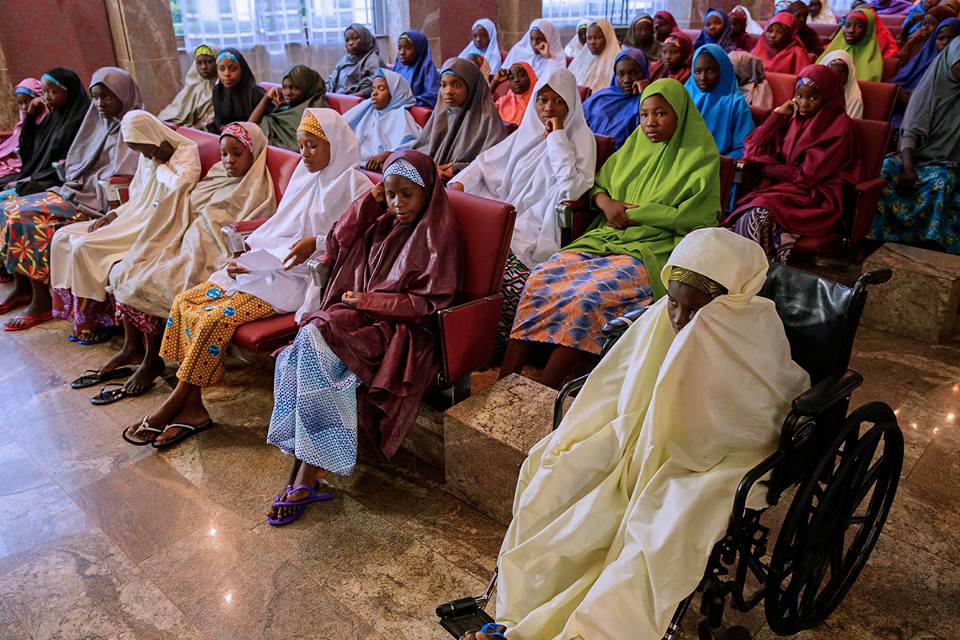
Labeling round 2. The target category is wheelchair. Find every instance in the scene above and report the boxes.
[437,263,903,639]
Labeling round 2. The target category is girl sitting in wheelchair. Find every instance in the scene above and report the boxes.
[464,227,810,640]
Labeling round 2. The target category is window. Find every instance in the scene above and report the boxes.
[541,0,663,26]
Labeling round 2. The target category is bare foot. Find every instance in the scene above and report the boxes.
[122,416,163,444]
[152,405,211,445]
[121,355,165,395]
[267,485,312,522]
[97,345,145,376]
[4,297,52,329]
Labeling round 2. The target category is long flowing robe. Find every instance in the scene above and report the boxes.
[694,8,739,52]
[503,19,567,80]
[892,17,960,91]
[568,20,623,94]
[496,227,810,640]
[49,111,201,301]
[326,24,382,98]
[684,45,755,159]
[109,122,276,317]
[818,10,885,80]
[752,12,813,74]
[158,50,216,128]
[455,68,595,269]
[393,30,441,108]
[582,49,648,148]
[342,69,421,163]
[259,65,327,152]
[459,18,503,75]
[729,51,775,108]
[820,50,865,117]
[305,150,463,459]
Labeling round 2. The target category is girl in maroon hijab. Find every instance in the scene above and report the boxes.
[650,33,694,82]
[265,150,463,526]
[724,64,858,263]
[653,11,684,43]
[752,12,813,74]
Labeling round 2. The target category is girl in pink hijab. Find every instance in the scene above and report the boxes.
[0,79,45,180]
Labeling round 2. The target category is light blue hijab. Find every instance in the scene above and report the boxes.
[341,68,422,163]
[683,44,755,159]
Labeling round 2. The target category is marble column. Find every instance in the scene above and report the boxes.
[103,0,182,114]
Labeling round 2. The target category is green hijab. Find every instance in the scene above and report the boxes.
[259,64,327,151]
[566,78,721,299]
[817,10,882,82]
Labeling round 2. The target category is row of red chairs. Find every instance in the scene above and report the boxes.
[765,71,898,121]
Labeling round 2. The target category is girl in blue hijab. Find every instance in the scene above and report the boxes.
[582,48,649,149]
[393,30,440,107]
[684,44,754,159]
[891,17,960,93]
[694,9,738,53]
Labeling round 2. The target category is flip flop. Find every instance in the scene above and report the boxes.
[272,481,334,508]
[90,382,155,405]
[70,367,135,390]
[267,503,307,526]
[0,296,29,314]
[121,416,164,446]
[151,419,214,449]
[3,312,53,331]
[69,326,118,345]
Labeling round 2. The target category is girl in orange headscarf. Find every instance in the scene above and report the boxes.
[493,61,537,125]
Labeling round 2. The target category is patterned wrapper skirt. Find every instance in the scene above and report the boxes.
[1,191,88,283]
[510,250,653,355]
[115,302,165,336]
[730,206,797,264]
[160,281,275,387]
[496,252,532,358]
[266,324,361,476]
[52,288,116,339]
[869,157,960,253]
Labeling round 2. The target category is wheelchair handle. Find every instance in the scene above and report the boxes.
[862,268,892,285]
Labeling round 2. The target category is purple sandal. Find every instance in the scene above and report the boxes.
[267,481,333,526]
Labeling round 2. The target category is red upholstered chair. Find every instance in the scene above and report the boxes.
[810,21,839,44]
[577,85,592,101]
[881,57,899,82]
[878,14,903,38]
[569,134,617,239]
[409,105,433,127]
[493,82,509,100]
[175,127,224,178]
[750,106,772,126]
[682,29,700,41]
[858,80,898,121]
[259,81,281,93]
[264,146,300,203]
[766,72,797,108]
[325,92,363,114]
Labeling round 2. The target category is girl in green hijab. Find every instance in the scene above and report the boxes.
[499,78,721,388]
[818,10,884,81]
[250,65,327,151]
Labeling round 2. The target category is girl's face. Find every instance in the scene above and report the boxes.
[765,23,790,51]
[661,43,684,69]
[577,25,588,45]
[218,58,242,88]
[640,94,678,144]
[40,77,68,110]
[370,76,391,109]
[398,37,416,65]
[843,16,867,45]
[530,28,547,51]
[586,24,606,55]
[15,93,32,113]
[439,72,469,108]
[220,135,253,178]
[654,15,673,40]
[472,25,490,51]
[535,85,569,124]
[794,83,824,117]
[615,57,645,93]
[729,12,746,38]
[384,173,428,224]
[705,14,725,39]
[667,280,713,333]
[297,130,331,172]
[828,60,850,87]
[126,141,174,164]
[790,3,810,24]
[693,52,721,92]
[508,64,531,95]
[196,54,217,79]
[809,0,824,15]
[922,0,939,10]
[918,15,939,38]
[936,25,958,52]
[344,28,364,56]
[633,20,654,45]
[90,83,123,120]
[281,75,305,106]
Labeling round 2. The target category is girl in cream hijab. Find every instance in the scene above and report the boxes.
[820,50,865,119]
[467,228,809,640]
[567,19,623,94]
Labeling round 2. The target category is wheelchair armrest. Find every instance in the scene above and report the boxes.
[599,308,650,355]
[791,369,863,417]
[553,373,589,430]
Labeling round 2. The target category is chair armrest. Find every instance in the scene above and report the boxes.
[553,373,589,430]
[850,177,887,248]
[106,175,133,204]
[221,218,269,254]
[599,307,649,355]
[791,369,863,417]
[234,218,269,233]
[438,295,503,384]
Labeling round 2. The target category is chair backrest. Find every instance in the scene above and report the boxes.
[325,92,363,115]
[878,13,902,37]
[750,106,771,126]
[881,56,900,82]
[852,118,891,182]
[766,72,797,107]
[577,85,591,102]
[259,81,280,93]
[409,105,433,127]
[264,146,301,203]
[681,29,700,41]
[858,80,897,121]
[595,134,615,172]
[175,127,223,177]
[810,21,839,42]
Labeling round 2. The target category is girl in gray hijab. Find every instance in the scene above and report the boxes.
[870,38,960,253]
[326,24,382,98]
[0,67,142,331]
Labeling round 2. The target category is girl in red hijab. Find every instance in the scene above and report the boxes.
[266,150,464,526]
[752,12,813,74]
[650,33,694,82]
[725,64,859,263]
[653,11,683,42]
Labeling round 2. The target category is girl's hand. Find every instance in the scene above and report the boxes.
[88,211,118,232]
[365,151,391,172]
[595,193,636,230]
[27,97,45,116]
[449,182,464,192]
[283,236,317,271]
[895,168,918,196]
[371,181,386,206]
[341,291,362,307]
[631,79,649,95]
[267,87,283,104]
[534,41,551,57]
[775,99,797,116]
[543,116,564,135]
[438,163,455,181]
[226,261,250,279]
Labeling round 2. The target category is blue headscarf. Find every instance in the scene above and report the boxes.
[582,48,649,149]
[683,44,754,159]
[891,17,960,91]
[693,9,738,53]
[393,30,441,108]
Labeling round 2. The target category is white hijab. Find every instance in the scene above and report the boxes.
[820,50,864,119]
[732,5,764,36]
[455,67,595,269]
[459,18,503,75]
[342,69,421,163]
[564,17,593,57]
[208,108,373,316]
[567,19,622,94]
[503,19,567,80]
[496,228,810,638]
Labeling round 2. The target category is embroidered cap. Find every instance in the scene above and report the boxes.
[220,123,253,155]
[668,266,727,299]
[194,44,215,59]
[383,158,426,188]
[297,111,328,141]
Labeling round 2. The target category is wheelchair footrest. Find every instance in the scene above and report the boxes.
[437,597,496,638]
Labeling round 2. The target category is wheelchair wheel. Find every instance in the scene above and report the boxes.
[764,402,902,635]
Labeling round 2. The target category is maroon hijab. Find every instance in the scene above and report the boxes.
[308,150,464,458]
[726,64,859,237]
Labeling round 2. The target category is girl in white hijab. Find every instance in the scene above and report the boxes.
[503,19,567,79]
[342,68,421,169]
[460,18,503,75]
[120,108,372,449]
[50,110,201,341]
[732,4,765,35]
[564,18,593,57]
[820,50,864,118]
[567,19,623,94]
[478,228,809,640]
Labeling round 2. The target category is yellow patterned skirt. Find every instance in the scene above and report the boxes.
[160,281,275,387]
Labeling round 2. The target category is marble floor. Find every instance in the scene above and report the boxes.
[0,302,958,639]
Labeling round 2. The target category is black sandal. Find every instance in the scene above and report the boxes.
[89,382,154,406]
[70,367,134,390]
[151,419,214,449]
[121,416,164,446]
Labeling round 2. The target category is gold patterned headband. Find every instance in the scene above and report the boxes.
[668,266,727,299]
[297,111,328,141]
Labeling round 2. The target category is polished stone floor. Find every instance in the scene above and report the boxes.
[0,303,957,639]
